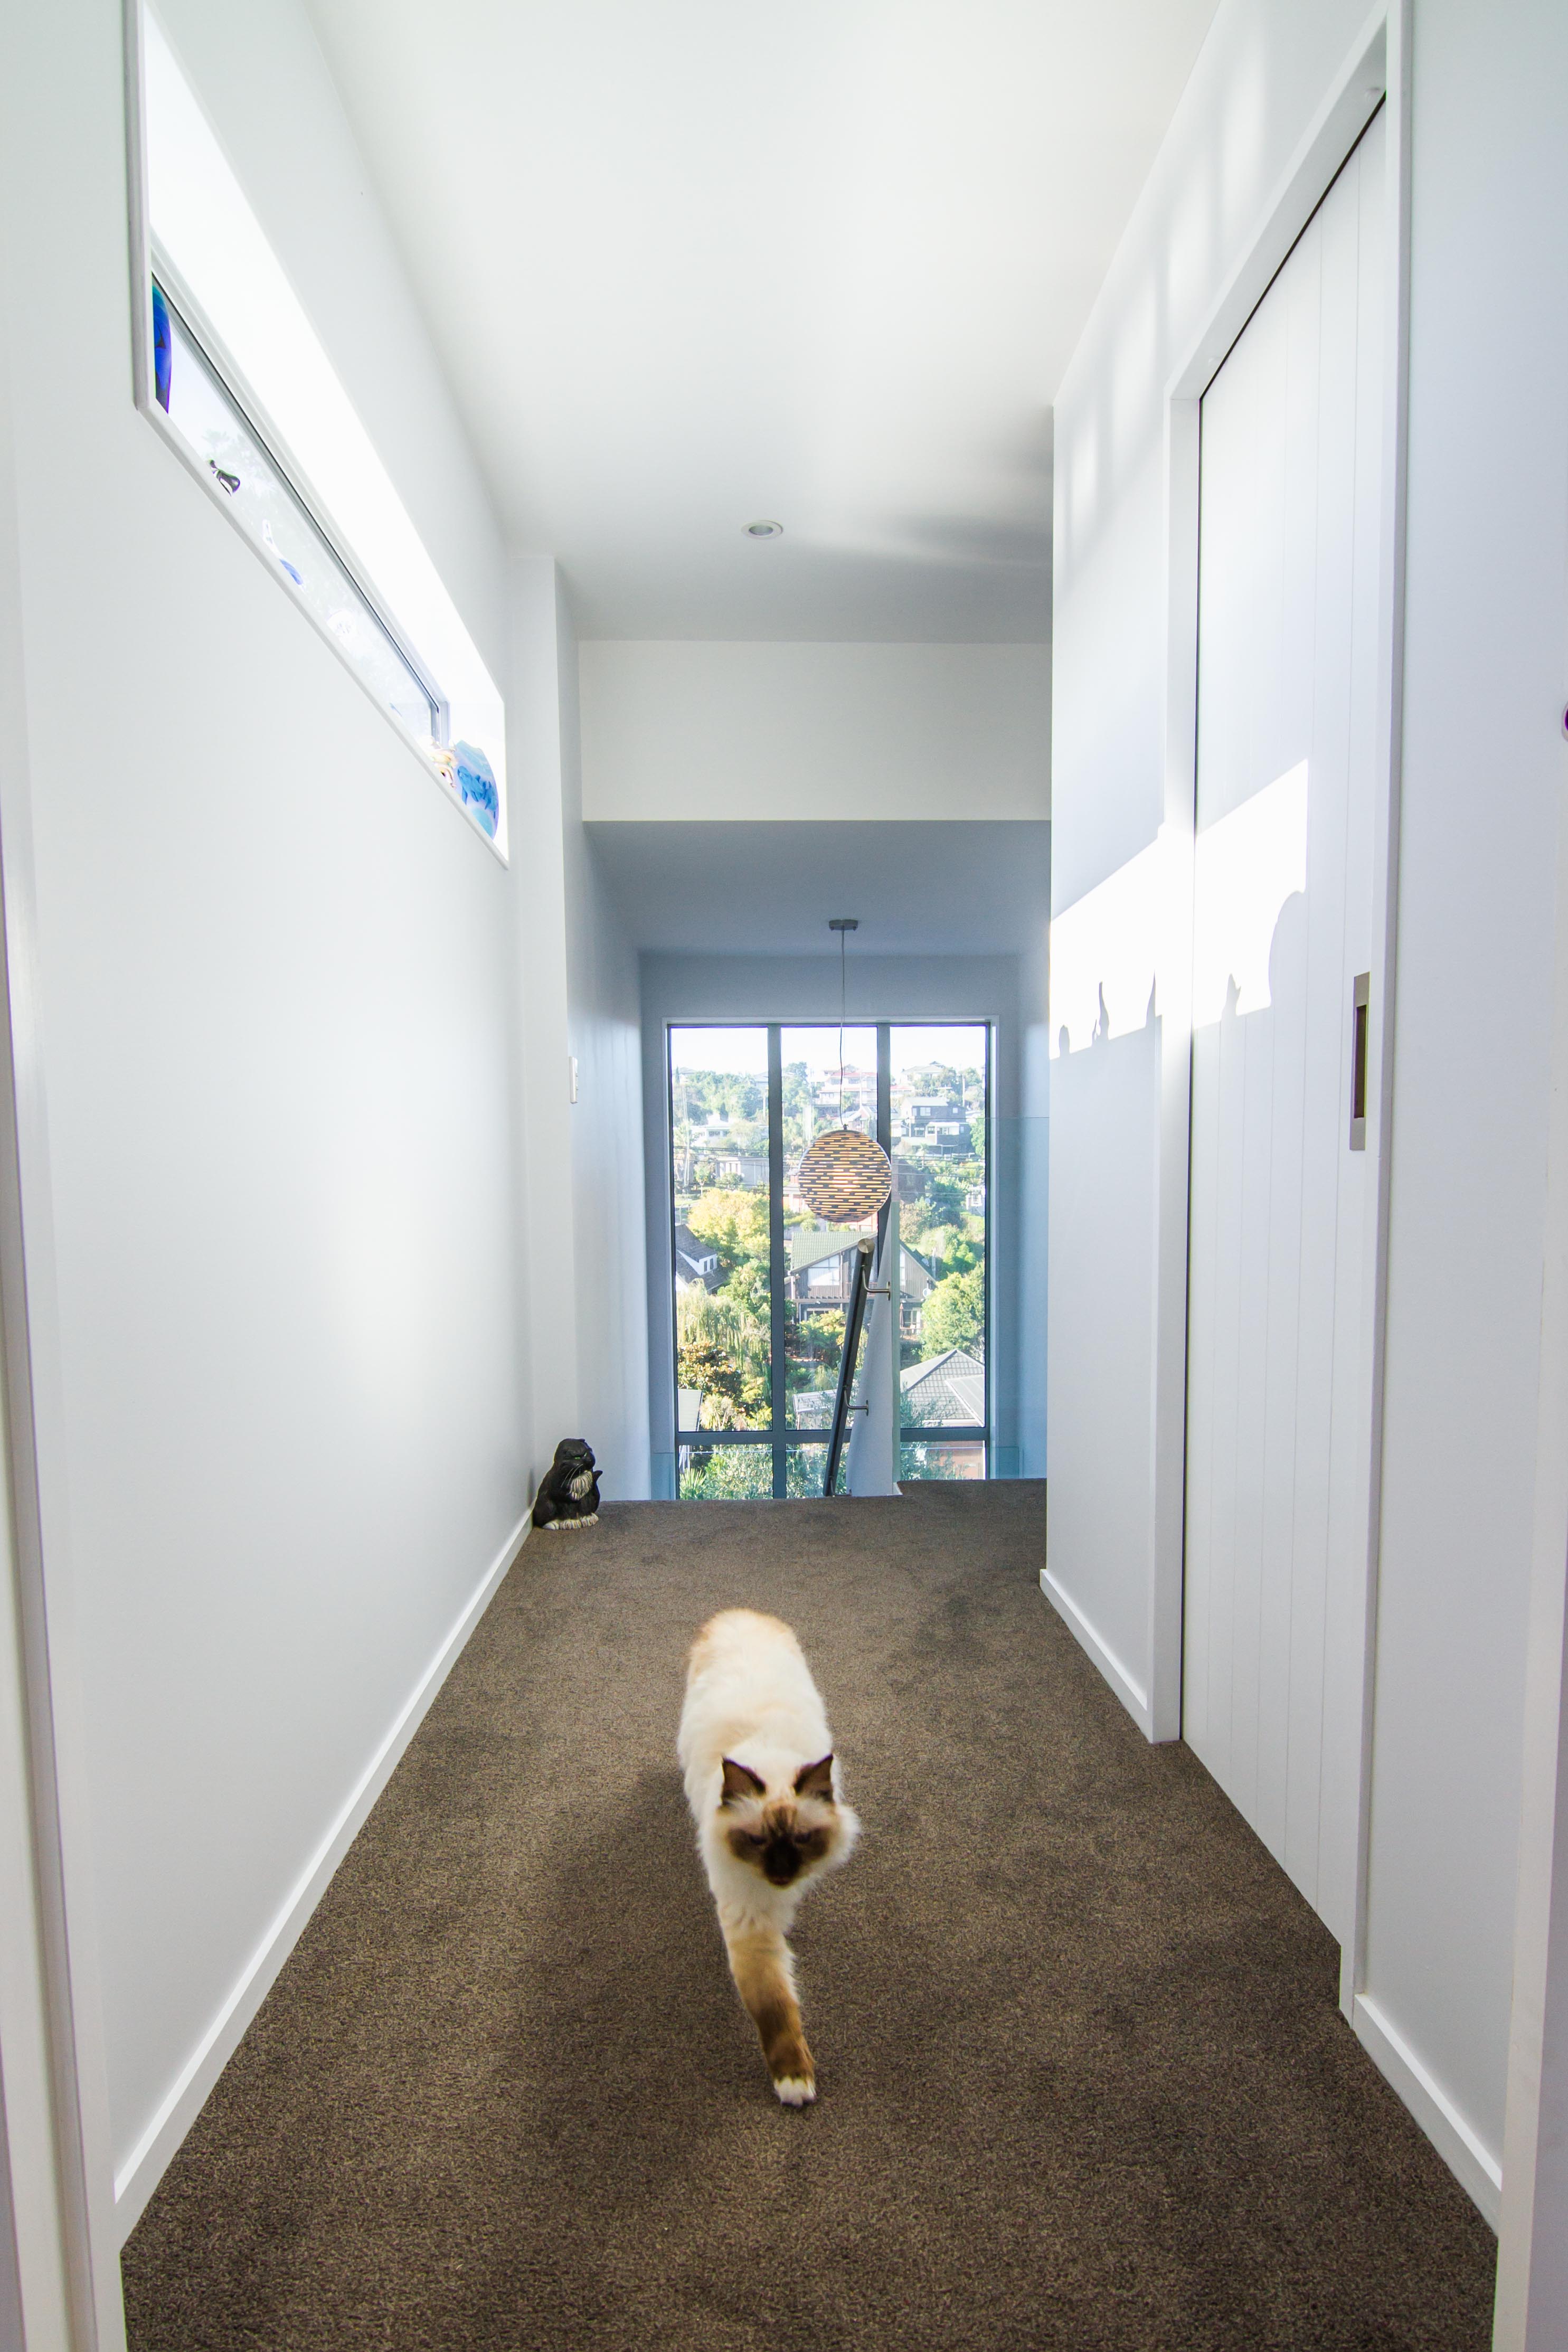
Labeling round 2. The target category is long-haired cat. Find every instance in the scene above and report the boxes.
[678,1608,859,2105]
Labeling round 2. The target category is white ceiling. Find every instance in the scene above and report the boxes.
[305,0,1218,641]
[588,820,1050,956]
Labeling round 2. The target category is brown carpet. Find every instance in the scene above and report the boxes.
[121,1485,1496,2350]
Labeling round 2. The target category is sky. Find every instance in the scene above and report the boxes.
[668,1022,988,1079]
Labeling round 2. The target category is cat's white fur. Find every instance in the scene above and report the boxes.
[678,1608,859,2103]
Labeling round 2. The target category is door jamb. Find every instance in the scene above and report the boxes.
[0,113,126,2351]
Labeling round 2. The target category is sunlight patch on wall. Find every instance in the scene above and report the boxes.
[1192,761,1308,1026]
[1049,832,1167,1056]
[1048,760,1307,1057]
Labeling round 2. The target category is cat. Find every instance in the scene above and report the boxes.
[678,1608,859,2105]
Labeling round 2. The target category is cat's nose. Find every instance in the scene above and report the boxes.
[763,1844,800,1884]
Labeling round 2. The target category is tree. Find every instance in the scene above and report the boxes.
[676,1337,767,1427]
[899,1192,937,1244]
[921,1267,985,1358]
[687,1187,770,1280]
[676,1282,769,1425]
[925,1171,967,1225]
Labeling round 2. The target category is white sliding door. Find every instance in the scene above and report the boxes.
[1183,109,1386,1945]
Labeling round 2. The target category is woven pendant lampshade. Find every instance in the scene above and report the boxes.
[796,1126,893,1223]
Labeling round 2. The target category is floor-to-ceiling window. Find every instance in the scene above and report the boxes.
[889,1024,990,1481]
[669,1022,990,1497]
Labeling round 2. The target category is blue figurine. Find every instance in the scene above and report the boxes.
[451,740,499,839]
[152,281,172,412]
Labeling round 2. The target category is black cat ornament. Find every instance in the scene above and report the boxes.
[532,1439,601,1532]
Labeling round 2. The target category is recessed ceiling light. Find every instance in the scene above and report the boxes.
[743,519,783,537]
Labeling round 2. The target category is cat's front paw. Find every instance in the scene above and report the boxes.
[772,2072,816,2107]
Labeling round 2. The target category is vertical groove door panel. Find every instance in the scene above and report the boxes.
[1183,110,1385,1945]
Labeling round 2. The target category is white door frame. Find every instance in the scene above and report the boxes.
[1491,572,1568,2340]
[0,64,126,2347]
[1148,1,1412,2026]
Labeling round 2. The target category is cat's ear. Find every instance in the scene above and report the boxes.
[721,1758,766,1804]
[794,1755,835,1802]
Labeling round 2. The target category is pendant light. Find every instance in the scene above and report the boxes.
[794,920,894,1224]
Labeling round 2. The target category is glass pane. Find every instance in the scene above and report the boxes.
[785,1442,834,1498]
[891,1025,988,1432]
[670,1028,772,1433]
[780,1026,879,1429]
[154,282,439,750]
[678,1442,775,1500]
[899,1440,988,1482]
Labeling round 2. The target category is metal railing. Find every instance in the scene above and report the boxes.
[822,1236,874,1497]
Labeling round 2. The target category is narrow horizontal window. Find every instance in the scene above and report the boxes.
[152,279,440,752]
[132,6,507,852]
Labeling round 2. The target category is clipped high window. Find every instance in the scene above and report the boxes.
[151,280,440,751]
[133,7,507,852]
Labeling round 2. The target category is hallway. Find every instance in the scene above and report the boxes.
[122,1489,1491,2351]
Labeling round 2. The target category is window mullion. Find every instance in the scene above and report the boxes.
[768,1025,786,1498]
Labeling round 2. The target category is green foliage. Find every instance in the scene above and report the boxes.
[673,1069,765,1123]
[924,1171,968,1225]
[899,1195,934,1243]
[686,1187,770,1279]
[789,1311,843,1368]
[921,1267,986,1358]
[676,1338,766,1428]
[676,1280,769,1427]
[676,1442,839,1499]
[679,1444,776,1499]
[786,1446,837,1497]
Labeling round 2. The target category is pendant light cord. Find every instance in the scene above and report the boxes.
[839,926,846,1125]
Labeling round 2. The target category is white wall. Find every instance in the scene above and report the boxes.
[508,562,650,1503]
[1047,0,1568,2213]
[1362,0,1568,2176]
[580,640,1051,822]
[559,600,650,1498]
[0,251,85,2351]
[509,557,581,1491]
[1,0,541,2279]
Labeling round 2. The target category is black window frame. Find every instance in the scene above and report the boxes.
[667,1019,991,1497]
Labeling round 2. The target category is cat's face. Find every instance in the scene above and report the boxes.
[720,1755,840,1887]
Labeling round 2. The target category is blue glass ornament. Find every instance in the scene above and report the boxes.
[152,281,172,412]
[451,741,499,839]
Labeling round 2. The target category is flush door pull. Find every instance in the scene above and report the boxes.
[1349,972,1369,1150]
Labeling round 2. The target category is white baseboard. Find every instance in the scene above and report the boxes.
[111,1509,532,2245]
[1353,1992,1503,2227]
[1040,1568,1153,1737]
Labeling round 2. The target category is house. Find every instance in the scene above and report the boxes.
[898,1098,972,1156]
[901,1348,986,1428]
[785,1229,865,1308]
[786,1231,936,1324]
[672,1223,721,1292]
[706,1153,768,1187]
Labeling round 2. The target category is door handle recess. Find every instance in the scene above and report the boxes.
[1349,972,1369,1150]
